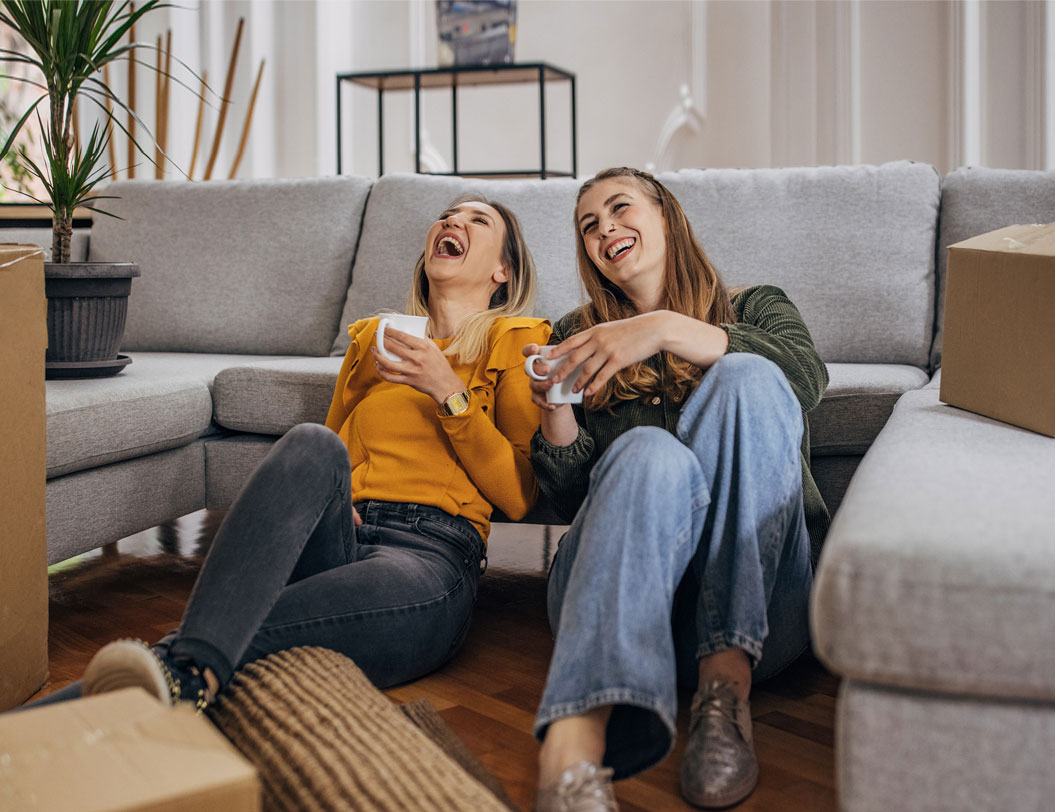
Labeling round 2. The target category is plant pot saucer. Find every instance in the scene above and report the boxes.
[45,354,132,380]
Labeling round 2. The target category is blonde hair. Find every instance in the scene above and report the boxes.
[574,167,737,410]
[406,194,538,364]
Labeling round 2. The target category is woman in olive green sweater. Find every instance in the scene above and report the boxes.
[526,168,829,812]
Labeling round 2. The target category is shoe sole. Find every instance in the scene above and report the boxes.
[681,762,759,810]
[82,640,173,706]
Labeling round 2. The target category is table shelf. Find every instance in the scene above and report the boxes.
[336,62,577,179]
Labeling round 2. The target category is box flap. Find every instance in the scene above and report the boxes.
[0,243,46,269]
[949,223,1055,257]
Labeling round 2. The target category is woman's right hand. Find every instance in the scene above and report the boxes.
[523,343,580,447]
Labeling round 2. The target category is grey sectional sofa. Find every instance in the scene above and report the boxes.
[34,161,1055,810]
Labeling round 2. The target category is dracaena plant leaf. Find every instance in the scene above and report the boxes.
[0,0,212,262]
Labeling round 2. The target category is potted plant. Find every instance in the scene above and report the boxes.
[0,0,176,377]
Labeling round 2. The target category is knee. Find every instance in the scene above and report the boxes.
[281,422,344,451]
[273,423,348,475]
[593,427,698,489]
[706,354,797,415]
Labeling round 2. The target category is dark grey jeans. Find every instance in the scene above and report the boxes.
[31,423,485,706]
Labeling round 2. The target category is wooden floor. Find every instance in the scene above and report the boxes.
[30,512,838,812]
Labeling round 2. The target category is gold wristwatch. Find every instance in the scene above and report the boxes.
[440,389,471,416]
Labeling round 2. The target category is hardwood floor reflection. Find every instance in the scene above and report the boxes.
[33,513,838,812]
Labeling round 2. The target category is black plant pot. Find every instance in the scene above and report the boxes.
[44,262,140,379]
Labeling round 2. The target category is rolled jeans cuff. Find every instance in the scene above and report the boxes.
[535,688,677,780]
[695,631,765,671]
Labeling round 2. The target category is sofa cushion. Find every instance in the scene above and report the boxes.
[46,352,293,478]
[89,177,372,356]
[811,363,928,456]
[932,166,1055,369]
[661,161,940,367]
[332,173,583,355]
[120,351,301,391]
[213,357,344,434]
[812,387,1055,700]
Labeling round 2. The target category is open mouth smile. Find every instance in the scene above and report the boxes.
[605,237,636,261]
[435,233,465,258]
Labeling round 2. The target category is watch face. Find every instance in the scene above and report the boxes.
[445,391,470,415]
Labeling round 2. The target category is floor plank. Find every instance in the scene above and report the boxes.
[28,512,837,811]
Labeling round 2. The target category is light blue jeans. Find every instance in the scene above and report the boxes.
[534,354,814,779]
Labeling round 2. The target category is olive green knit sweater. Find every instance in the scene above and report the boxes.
[530,284,831,564]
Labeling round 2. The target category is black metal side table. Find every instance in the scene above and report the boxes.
[336,62,576,179]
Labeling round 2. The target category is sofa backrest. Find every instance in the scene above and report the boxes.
[659,161,941,367]
[90,177,372,356]
[331,173,582,356]
[333,163,940,366]
[932,166,1055,369]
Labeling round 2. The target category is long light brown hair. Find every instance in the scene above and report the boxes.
[575,167,737,410]
[406,194,537,364]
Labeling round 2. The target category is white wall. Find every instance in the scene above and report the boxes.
[93,0,1053,181]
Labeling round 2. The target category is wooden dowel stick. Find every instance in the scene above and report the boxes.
[188,69,208,179]
[71,95,80,152]
[159,28,172,173]
[127,3,136,178]
[103,64,117,178]
[203,17,243,180]
[228,58,265,179]
[154,34,163,178]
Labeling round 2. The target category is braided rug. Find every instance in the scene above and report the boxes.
[207,646,509,812]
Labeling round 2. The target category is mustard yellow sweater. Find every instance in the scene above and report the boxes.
[324,316,551,541]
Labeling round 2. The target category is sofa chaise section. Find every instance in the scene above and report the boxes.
[44,177,373,563]
[812,384,1055,812]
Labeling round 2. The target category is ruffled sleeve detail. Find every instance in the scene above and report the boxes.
[466,316,551,392]
[345,317,378,368]
[324,317,378,434]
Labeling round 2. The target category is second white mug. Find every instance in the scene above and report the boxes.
[524,345,585,405]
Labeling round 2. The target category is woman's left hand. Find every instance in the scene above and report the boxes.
[370,327,466,405]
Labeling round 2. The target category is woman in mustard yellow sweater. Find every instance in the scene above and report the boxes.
[55,195,549,711]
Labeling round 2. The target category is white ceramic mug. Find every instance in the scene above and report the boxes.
[377,314,429,362]
[524,345,585,405]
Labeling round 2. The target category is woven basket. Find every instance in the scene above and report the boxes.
[207,647,510,812]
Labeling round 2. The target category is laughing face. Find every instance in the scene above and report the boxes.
[575,177,667,302]
[424,201,509,295]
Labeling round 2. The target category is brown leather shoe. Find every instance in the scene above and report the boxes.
[535,761,618,812]
[680,680,759,808]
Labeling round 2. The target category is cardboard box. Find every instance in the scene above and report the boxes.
[0,244,48,710]
[940,223,1055,436]
[0,688,261,811]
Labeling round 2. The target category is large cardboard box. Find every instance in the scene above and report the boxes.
[940,223,1055,436]
[0,688,261,811]
[0,244,48,710]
